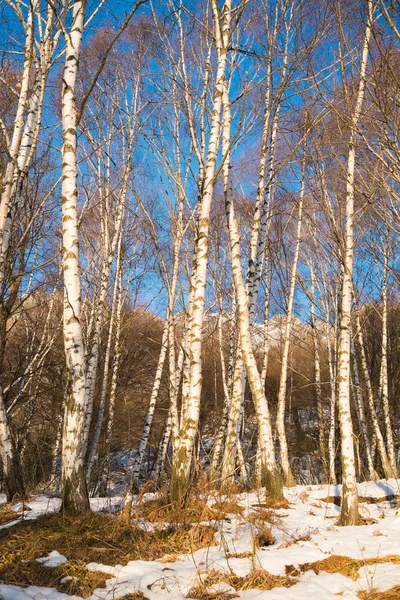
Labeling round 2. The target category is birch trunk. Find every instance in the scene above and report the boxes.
[130,323,168,489]
[380,241,397,476]
[221,350,244,487]
[0,1,35,501]
[309,261,329,482]
[219,9,290,485]
[86,227,123,482]
[353,304,394,479]
[82,193,125,459]
[49,408,64,494]
[60,0,90,515]
[210,307,236,481]
[156,412,172,481]
[0,386,24,500]
[275,157,305,486]
[222,83,282,499]
[351,342,376,480]
[337,0,371,525]
[326,301,337,484]
[0,2,35,272]
[98,258,124,496]
[170,0,231,504]
[260,260,271,388]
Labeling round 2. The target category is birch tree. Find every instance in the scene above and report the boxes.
[275,154,306,486]
[336,0,372,525]
[221,78,283,498]
[170,0,232,504]
[60,0,90,515]
[0,0,61,502]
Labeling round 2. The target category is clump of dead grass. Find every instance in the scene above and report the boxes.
[187,567,297,598]
[247,508,281,525]
[246,509,276,548]
[225,551,252,559]
[119,594,150,600]
[254,524,274,548]
[358,585,400,599]
[321,495,399,506]
[286,555,400,581]
[0,511,217,594]
[252,494,290,510]
[134,493,244,524]
[211,501,244,519]
[134,493,216,523]
[0,503,22,526]
[189,587,238,600]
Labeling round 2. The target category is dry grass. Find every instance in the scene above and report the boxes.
[0,559,112,598]
[286,555,400,581]
[320,495,399,506]
[225,551,252,559]
[119,594,150,600]
[254,523,274,548]
[0,503,22,526]
[246,509,277,548]
[252,494,290,510]
[134,494,216,523]
[320,496,341,506]
[188,587,238,600]
[358,586,400,599]
[187,567,297,598]
[134,493,244,524]
[247,508,281,525]
[211,501,244,519]
[0,511,216,595]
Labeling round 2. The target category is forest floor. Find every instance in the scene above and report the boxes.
[1,479,400,599]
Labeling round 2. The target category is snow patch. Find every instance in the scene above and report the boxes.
[36,551,68,567]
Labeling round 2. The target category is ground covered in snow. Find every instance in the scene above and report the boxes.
[1,479,400,599]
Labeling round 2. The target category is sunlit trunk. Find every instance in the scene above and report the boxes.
[170,0,232,504]
[337,0,371,525]
[222,82,282,499]
[60,0,90,515]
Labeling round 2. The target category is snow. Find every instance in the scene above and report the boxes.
[1,479,400,599]
[36,551,68,567]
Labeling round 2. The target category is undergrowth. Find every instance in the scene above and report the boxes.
[188,568,297,598]
[0,511,216,595]
[286,554,400,581]
[358,586,400,599]
[134,493,244,523]
[0,501,31,526]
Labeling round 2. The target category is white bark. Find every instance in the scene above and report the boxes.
[0,2,35,270]
[351,343,376,481]
[211,307,236,480]
[86,226,123,482]
[380,241,397,476]
[325,298,338,485]
[49,407,64,494]
[60,0,89,515]
[275,156,305,486]
[222,82,282,498]
[221,349,244,487]
[337,1,371,525]
[353,300,394,479]
[309,260,328,482]
[130,322,168,488]
[82,189,125,458]
[99,255,124,496]
[170,0,231,503]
